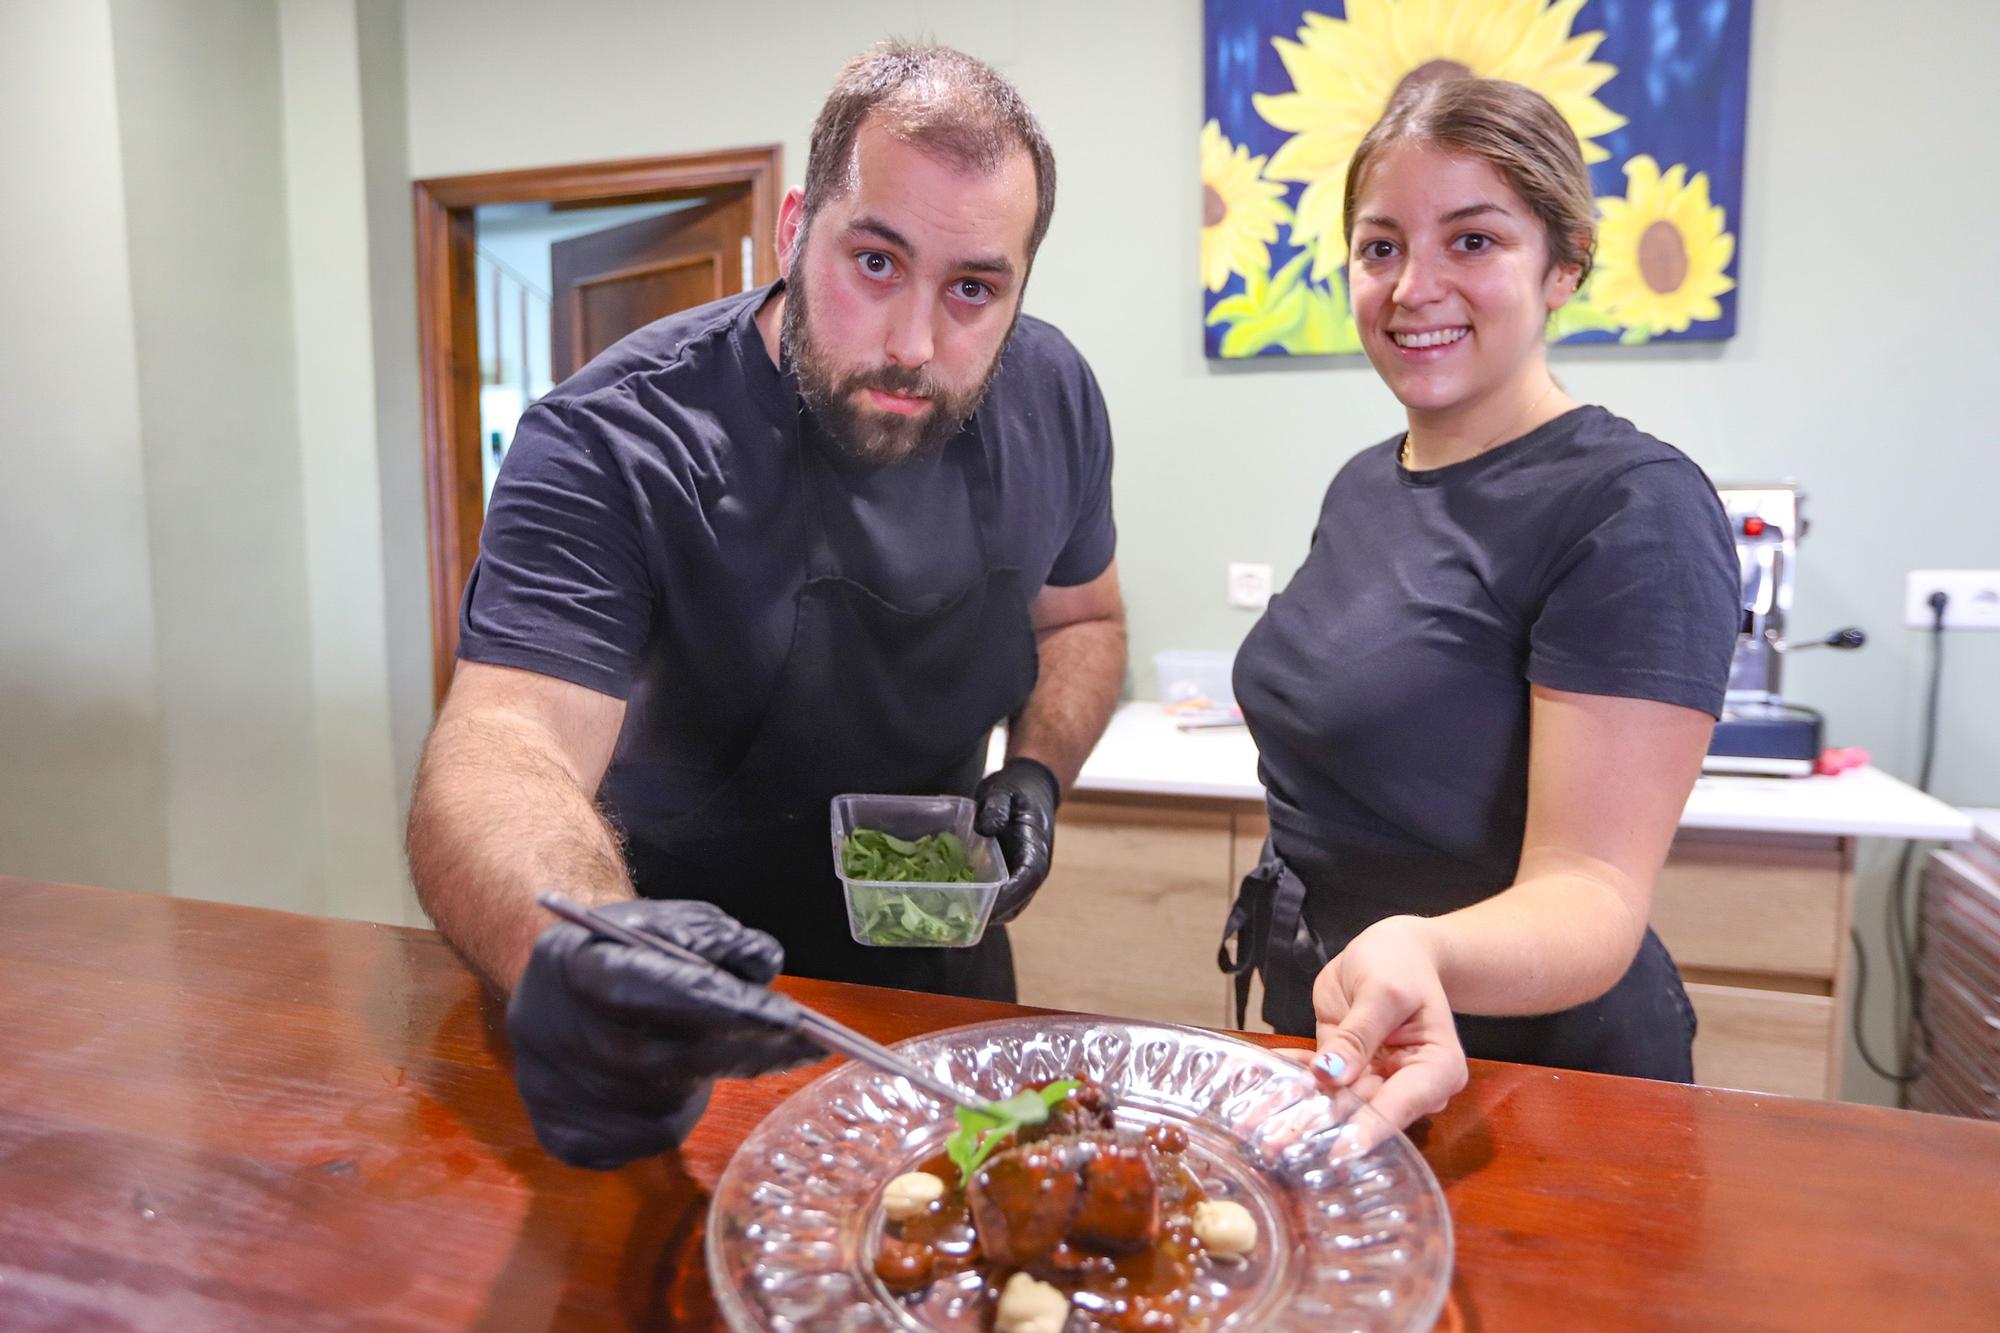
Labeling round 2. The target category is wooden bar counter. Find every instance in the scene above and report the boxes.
[2,876,1995,1330]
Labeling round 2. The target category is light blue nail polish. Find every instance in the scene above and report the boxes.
[1314,1051,1346,1080]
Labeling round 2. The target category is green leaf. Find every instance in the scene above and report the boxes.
[1545,271,1630,344]
[849,885,982,946]
[1207,262,1278,329]
[1281,279,1363,356]
[1267,248,1313,296]
[841,828,977,886]
[1210,249,1356,359]
[946,1105,1002,1182]
[1036,1079,1081,1111]
[1545,296,1624,342]
[1218,280,1307,358]
[942,1079,1084,1182]
[1206,293,1259,325]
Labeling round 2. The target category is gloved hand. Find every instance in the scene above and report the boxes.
[973,756,1061,924]
[506,898,823,1170]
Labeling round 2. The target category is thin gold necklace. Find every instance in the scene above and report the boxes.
[1401,379,1559,470]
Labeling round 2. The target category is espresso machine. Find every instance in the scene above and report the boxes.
[1704,485,1866,776]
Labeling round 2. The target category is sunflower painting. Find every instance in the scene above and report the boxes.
[1204,0,1752,358]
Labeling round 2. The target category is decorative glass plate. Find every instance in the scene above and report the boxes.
[706,1017,1452,1331]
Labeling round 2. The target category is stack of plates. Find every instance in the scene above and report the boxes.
[1909,812,2000,1121]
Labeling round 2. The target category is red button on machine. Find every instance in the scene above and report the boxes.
[1742,516,1766,536]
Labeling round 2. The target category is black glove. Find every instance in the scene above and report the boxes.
[506,898,823,1170]
[973,756,1061,925]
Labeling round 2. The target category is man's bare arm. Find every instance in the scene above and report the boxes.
[1009,560,1127,789]
[406,661,632,992]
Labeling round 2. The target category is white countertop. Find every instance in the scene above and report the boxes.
[1678,769,1973,840]
[1005,703,1974,842]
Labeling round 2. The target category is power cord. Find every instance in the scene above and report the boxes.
[1851,589,1947,1084]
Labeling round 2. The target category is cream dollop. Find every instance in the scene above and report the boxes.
[1193,1198,1258,1257]
[994,1271,1070,1333]
[880,1171,946,1222]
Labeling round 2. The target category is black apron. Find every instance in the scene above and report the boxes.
[1219,791,1697,1081]
[622,412,1038,1001]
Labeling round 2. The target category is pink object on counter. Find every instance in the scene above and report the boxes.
[1815,747,1871,775]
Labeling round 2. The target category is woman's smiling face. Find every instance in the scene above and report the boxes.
[1347,142,1579,429]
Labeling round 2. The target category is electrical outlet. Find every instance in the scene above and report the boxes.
[1905,570,2000,629]
[1227,562,1274,609]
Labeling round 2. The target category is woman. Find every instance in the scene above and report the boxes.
[1221,78,1741,1131]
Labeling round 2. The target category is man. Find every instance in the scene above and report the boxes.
[406,42,1125,1169]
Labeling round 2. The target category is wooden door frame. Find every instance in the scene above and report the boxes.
[411,145,782,706]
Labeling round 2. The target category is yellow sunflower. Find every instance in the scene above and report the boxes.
[1201,120,1290,292]
[1254,0,1627,279]
[1591,155,1736,336]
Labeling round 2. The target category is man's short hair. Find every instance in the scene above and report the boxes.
[800,41,1057,262]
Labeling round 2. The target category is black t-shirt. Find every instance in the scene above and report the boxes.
[459,283,1116,816]
[1234,405,1739,898]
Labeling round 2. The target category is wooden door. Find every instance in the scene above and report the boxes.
[549,188,753,379]
[414,146,781,705]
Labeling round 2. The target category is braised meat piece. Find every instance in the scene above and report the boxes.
[1069,1140,1159,1253]
[966,1141,1081,1268]
[967,1131,1160,1268]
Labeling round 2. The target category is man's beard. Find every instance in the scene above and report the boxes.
[781,259,1013,465]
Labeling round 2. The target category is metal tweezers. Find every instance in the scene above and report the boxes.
[536,891,1005,1117]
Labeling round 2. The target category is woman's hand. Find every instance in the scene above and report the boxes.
[1283,915,1468,1131]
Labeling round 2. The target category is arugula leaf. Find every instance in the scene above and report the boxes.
[841,828,978,884]
[852,886,979,945]
[843,828,986,946]
[944,1079,1082,1182]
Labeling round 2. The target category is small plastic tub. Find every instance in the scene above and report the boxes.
[1153,649,1237,712]
[830,794,1006,948]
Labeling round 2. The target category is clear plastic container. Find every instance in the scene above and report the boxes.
[1153,649,1237,714]
[829,794,1006,948]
